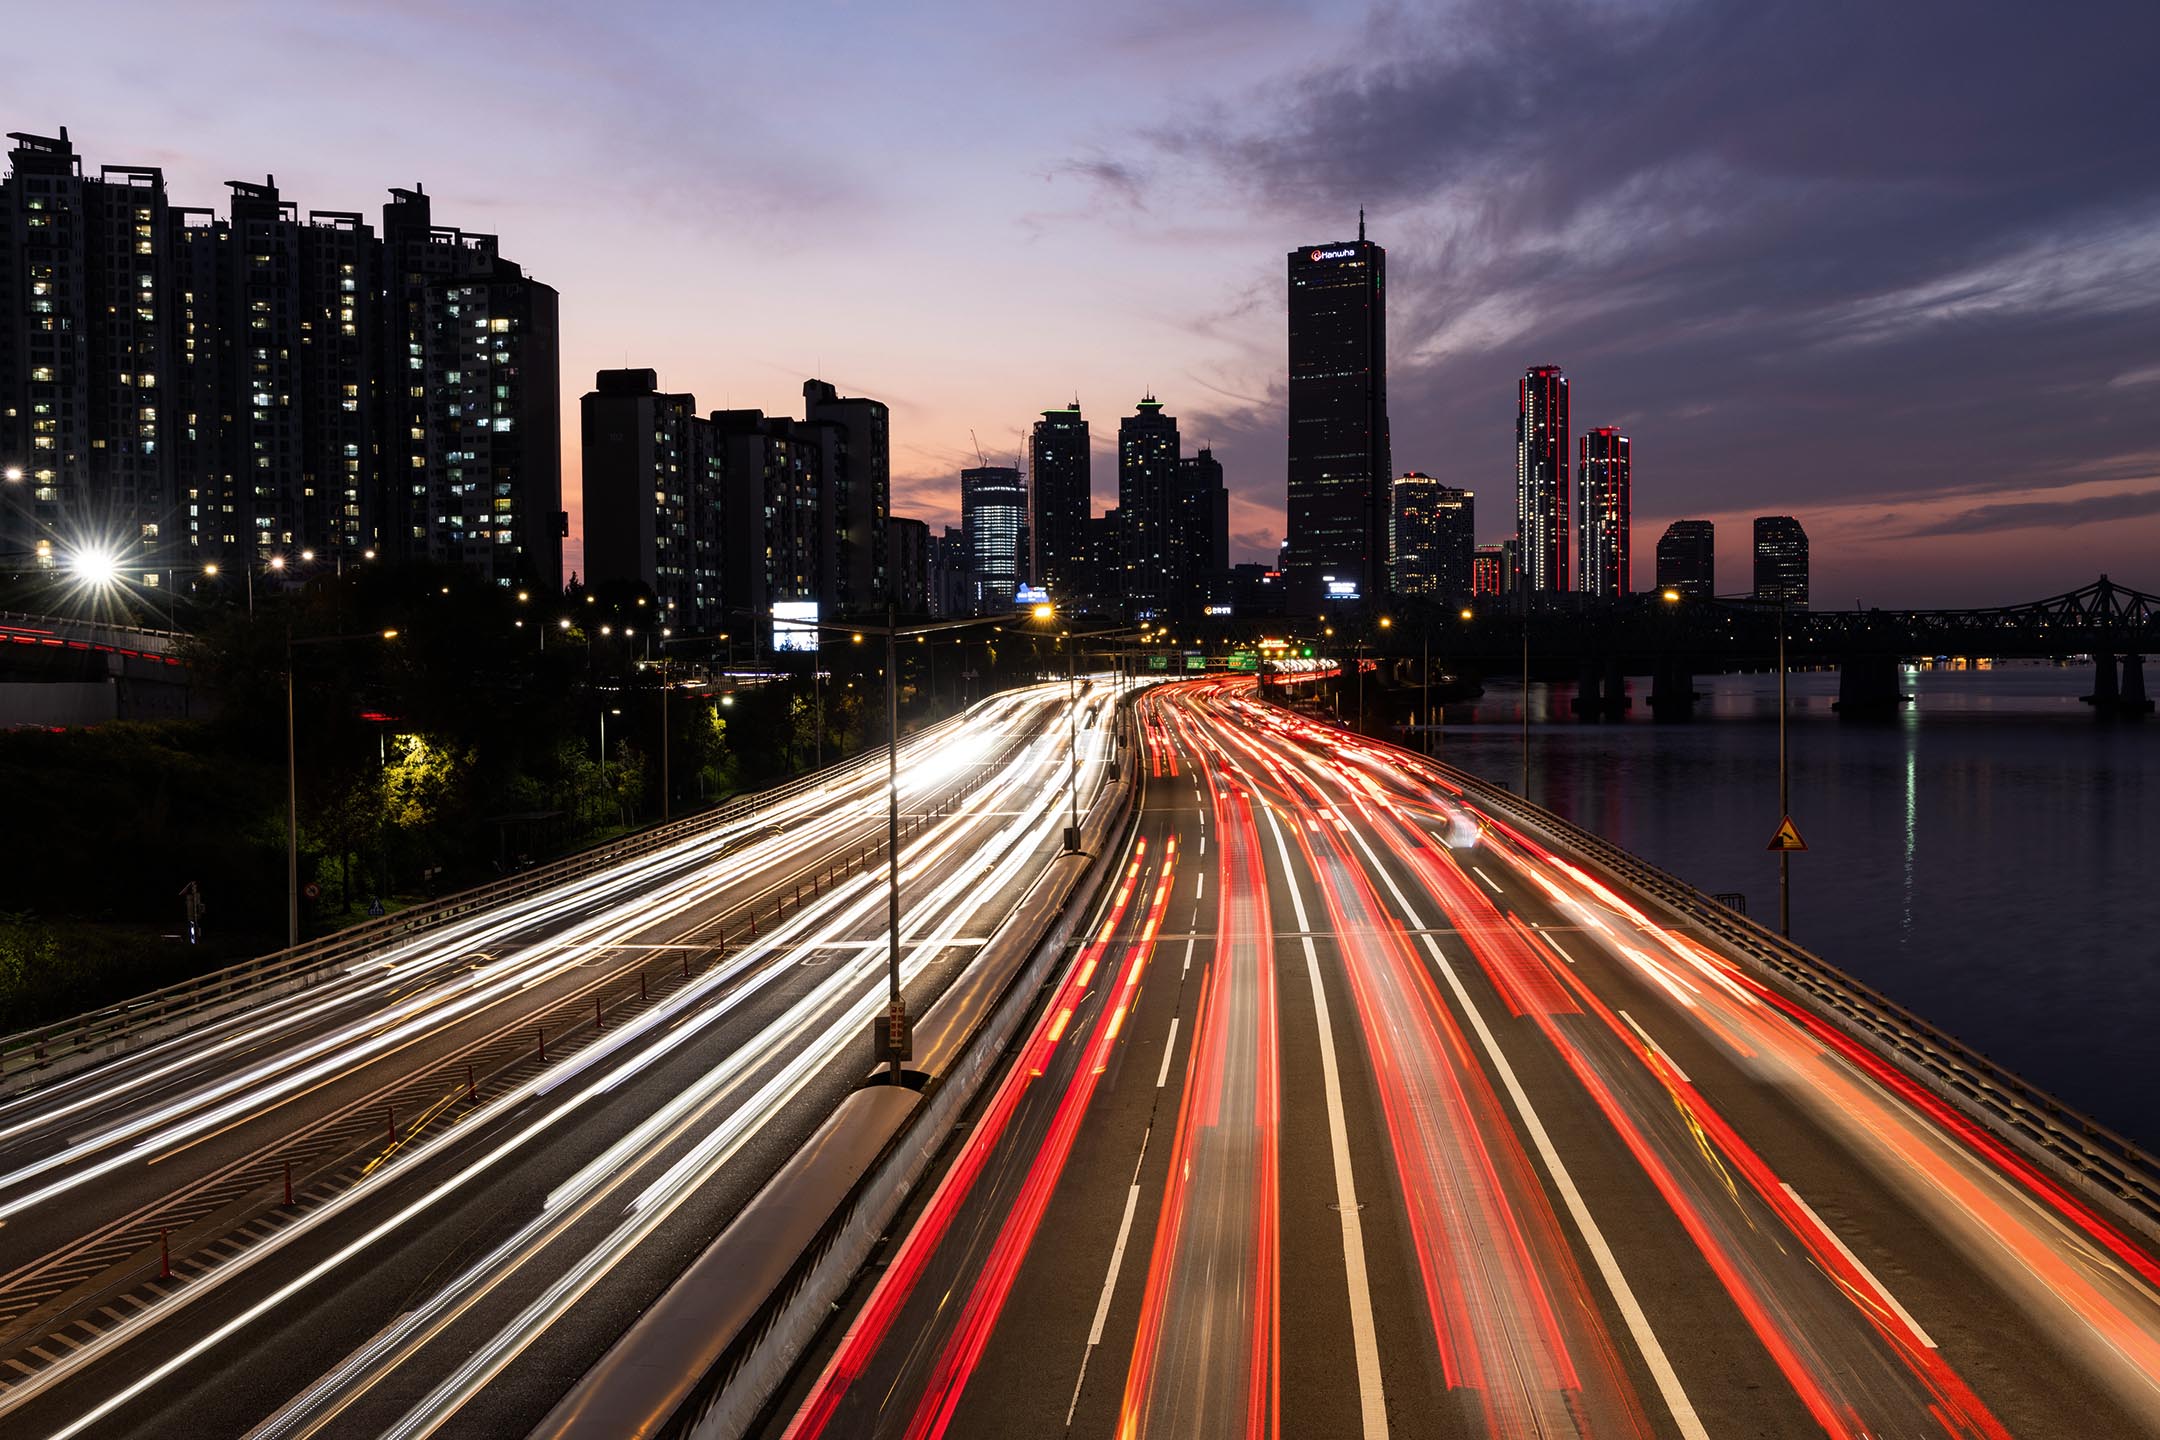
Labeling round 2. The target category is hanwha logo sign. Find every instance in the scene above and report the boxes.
[1309,247,1358,261]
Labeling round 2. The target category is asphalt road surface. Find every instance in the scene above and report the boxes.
[773,676,2160,1440]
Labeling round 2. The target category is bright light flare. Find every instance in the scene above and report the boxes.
[66,545,123,589]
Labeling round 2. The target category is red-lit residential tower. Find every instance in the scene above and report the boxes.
[1515,365,1569,593]
[1577,425,1631,597]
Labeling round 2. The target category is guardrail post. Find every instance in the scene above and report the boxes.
[283,1159,293,1207]
[538,1027,548,1064]
[160,1227,171,1280]
[639,971,648,1002]
[595,996,605,1032]
[466,1063,476,1102]
[388,1106,398,1145]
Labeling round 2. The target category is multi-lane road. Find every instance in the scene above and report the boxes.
[0,680,1119,1439]
[775,678,2160,1439]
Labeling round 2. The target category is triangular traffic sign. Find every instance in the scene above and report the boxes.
[1767,815,1807,852]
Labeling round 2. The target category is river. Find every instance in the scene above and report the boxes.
[1425,662,2159,1146]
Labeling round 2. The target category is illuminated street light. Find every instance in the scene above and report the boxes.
[558,617,572,630]
[204,562,221,579]
[299,548,315,563]
[1459,607,1473,621]
[1662,587,1681,603]
[2,466,20,482]
[67,545,123,589]
[269,555,287,571]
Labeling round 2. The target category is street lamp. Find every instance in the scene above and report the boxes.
[600,706,622,777]
[283,627,398,948]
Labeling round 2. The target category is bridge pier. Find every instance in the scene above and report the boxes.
[1834,654,1906,715]
[2123,654,2154,714]
[1649,656,1697,721]
[2082,653,2122,713]
[1569,657,1630,720]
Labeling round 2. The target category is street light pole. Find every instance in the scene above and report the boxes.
[1779,598,1791,937]
[883,603,903,1083]
[1520,580,1532,800]
[285,630,298,949]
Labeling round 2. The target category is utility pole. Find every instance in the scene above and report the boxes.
[1779,598,1791,937]
[285,629,298,950]
[884,603,903,1082]
[1520,581,1532,800]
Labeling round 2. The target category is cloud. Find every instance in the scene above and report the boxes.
[1902,486,2160,538]
[1122,0,2160,602]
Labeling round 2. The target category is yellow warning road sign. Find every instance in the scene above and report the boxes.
[1767,815,1808,852]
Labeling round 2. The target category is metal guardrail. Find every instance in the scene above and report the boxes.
[0,706,985,1086]
[1383,736,2160,1243]
[530,695,1145,1440]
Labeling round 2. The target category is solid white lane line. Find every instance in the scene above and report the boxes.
[1543,933,1579,965]
[1260,803,1388,1440]
[1182,935,1196,978]
[1068,1178,1148,1425]
[1471,864,1505,896]
[1324,808,1710,1440]
[1780,1184,1937,1349]
[1617,1009,1691,1083]
[1156,1018,1181,1089]
[1194,871,1206,901]
[1423,934,1712,1440]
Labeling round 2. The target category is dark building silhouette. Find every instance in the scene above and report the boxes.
[886,515,929,616]
[1177,446,1229,614]
[1389,474,1473,599]
[580,369,722,629]
[1655,519,1715,598]
[0,129,561,591]
[1286,217,1389,604]
[1083,510,1122,616]
[1029,401,1089,604]
[1230,562,1287,618]
[1753,515,1809,609]
[802,378,889,611]
[710,408,824,631]
[1117,395,1180,616]
[1577,426,1631,598]
[928,524,967,618]
[961,464,1024,613]
[1516,365,1569,593]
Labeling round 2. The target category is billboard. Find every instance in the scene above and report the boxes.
[773,600,821,653]
[1015,584,1050,608]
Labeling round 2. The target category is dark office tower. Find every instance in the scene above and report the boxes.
[1176,447,1228,614]
[1500,537,1522,594]
[1577,427,1631,599]
[1516,365,1569,594]
[886,516,929,616]
[1472,545,1507,598]
[802,379,889,613]
[1029,401,1089,603]
[379,185,560,590]
[961,465,1025,614]
[1389,474,1474,599]
[1655,520,1715,598]
[580,369,724,630]
[1753,516,1809,610]
[0,129,177,584]
[713,409,823,629]
[1117,394,1181,616]
[1286,218,1389,603]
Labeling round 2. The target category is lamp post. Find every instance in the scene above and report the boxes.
[1042,611,1148,852]
[785,605,1009,1082]
[1520,576,1531,799]
[1778,597,1791,937]
[600,706,621,777]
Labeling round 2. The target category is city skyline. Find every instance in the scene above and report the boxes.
[10,1,2159,608]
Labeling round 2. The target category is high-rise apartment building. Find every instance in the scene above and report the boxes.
[1655,519,1715,598]
[961,464,1025,614]
[1516,365,1569,593]
[1577,427,1631,598]
[580,369,723,629]
[1117,395,1180,616]
[1389,474,1474,599]
[1472,544,1509,597]
[886,516,929,616]
[1029,401,1089,604]
[802,378,889,612]
[1083,511,1122,616]
[1286,218,1389,604]
[928,525,967,618]
[710,408,824,629]
[0,131,562,592]
[1176,447,1229,615]
[1753,515,1809,609]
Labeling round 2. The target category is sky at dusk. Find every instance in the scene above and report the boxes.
[16,0,2160,607]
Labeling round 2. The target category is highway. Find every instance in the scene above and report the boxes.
[774,677,2160,1439]
[0,679,1119,1439]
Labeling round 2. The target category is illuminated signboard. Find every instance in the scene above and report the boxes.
[1202,603,1233,616]
[1184,654,1206,671]
[1015,584,1050,607]
[1308,247,1358,262]
[772,600,820,653]
[1147,654,1170,671]
[1228,652,1258,671]
[1324,578,1361,600]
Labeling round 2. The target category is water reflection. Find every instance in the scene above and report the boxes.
[1428,662,2158,1144]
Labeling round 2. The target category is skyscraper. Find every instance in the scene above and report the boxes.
[886,515,929,615]
[1389,474,1474,598]
[1753,516,1809,609]
[802,378,889,612]
[1029,401,1089,604]
[1516,365,1569,593]
[711,408,824,627]
[580,369,723,629]
[1577,426,1631,598]
[1117,394,1180,616]
[961,464,1025,613]
[1655,520,1715,598]
[1286,216,1389,604]
[1472,544,1509,597]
